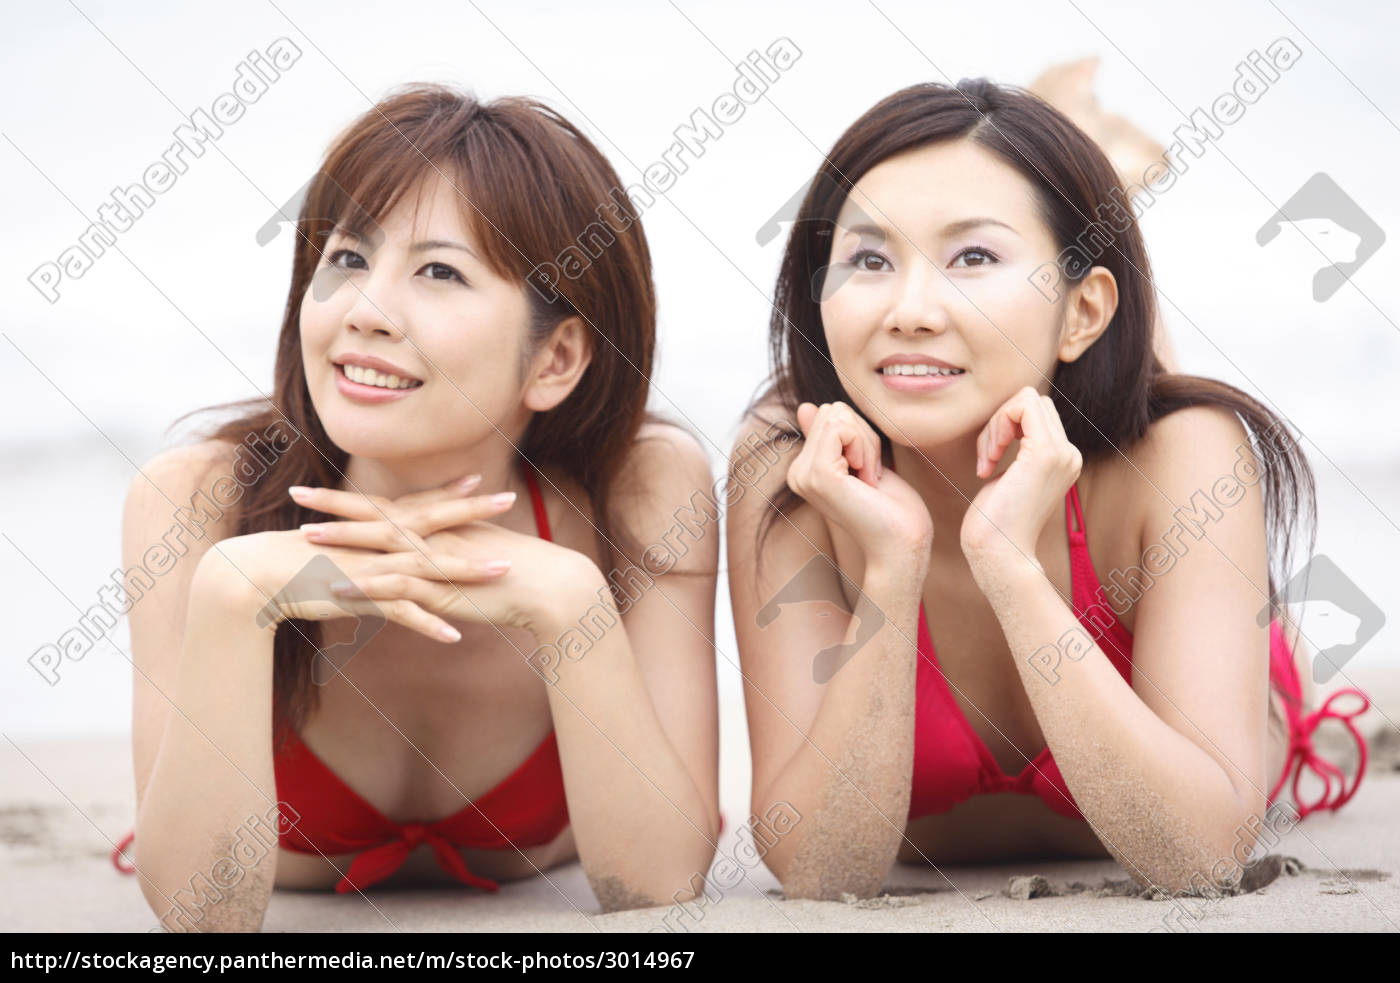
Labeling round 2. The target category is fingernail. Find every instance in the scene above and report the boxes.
[491,491,517,507]
[288,486,313,498]
[439,624,462,643]
[329,580,353,594]
[300,523,323,532]
[485,559,511,574]
[455,473,483,491]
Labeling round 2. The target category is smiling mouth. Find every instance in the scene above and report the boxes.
[878,364,966,377]
[336,363,424,390]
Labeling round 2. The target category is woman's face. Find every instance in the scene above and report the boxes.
[820,138,1072,451]
[299,171,535,461]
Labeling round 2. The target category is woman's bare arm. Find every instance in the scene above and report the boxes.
[534,424,722,912]
[973,406,1272,893]
[726,412,928,900]
[127,441,283,932]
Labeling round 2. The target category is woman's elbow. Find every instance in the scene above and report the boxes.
[1127,825,1258,899]
[768,830,896,901]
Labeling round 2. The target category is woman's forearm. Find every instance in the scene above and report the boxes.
[530,564,719,911]
[975,559,1262,893]
[134,551,280,932]
[748,562,924,901]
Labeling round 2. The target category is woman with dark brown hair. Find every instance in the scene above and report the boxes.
[112,85,720,929]
[727,77,1370,900]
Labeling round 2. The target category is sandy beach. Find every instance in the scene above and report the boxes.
[4,661,1397,934]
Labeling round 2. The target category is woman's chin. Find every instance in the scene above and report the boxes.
[320,423,423,463]
[878,413,982,454]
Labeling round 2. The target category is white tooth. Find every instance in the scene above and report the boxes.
[881,362,966,376]
[343,364,410,389]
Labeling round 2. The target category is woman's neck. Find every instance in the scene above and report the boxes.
[891,437,1017,555]
[336,435,528,507]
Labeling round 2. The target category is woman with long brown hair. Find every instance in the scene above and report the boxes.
[112,85,720,929]
[727,77,1370,899]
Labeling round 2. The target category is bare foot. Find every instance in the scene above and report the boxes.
[1028,56,1168,188]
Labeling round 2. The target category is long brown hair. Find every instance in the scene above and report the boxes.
[747,78,1314,620]
[174,84,678,744]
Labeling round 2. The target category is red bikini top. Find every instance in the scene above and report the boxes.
[112,459,571,894]
[906,480,1370,823]
[908,484,1132,820]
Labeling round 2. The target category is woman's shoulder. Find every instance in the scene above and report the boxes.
[125,438,246,515]
[537,420,718,571]
[1084,402,1260,544]
[121,438,247,568]
[728,395,804,481]
[613,419,717,522]
[1113,403,1254,484]
[604,419,719,574]
[622,419,714,487]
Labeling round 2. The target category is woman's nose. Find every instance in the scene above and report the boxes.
[340,268,406,340]
[885,263,953,335]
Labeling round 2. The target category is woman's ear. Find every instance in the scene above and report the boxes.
[1058,265,1118,363]
[523,315,592,412]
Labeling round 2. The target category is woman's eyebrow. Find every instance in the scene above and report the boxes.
[411,239,481,259]
[327,227,481,260]
[941,217,1020,238]
[836,217,1020,240]
[838,221,887,239]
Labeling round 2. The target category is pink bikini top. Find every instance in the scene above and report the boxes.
[907,482,1370,823]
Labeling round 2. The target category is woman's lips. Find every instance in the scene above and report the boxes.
[877,367,965,392]
[333,364,423,404]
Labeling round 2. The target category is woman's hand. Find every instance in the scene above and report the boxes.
[200,525,491,644]
[788,401,933,565]
[961,386,1083,576]
[289,472,602,638]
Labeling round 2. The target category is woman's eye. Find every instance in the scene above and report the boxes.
[420,262,465,284]
[328,248,367,270]
[848,249,890,271]
[951,247,997,268]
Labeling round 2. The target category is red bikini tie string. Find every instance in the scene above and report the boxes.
[335,822,501,894]
[111,830,136,873]
[1272,687,1371,820]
